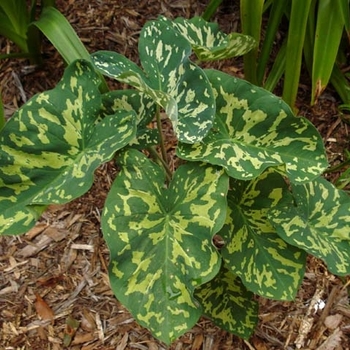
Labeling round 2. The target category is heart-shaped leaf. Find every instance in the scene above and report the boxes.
[92,17,216,144]
[102,149,228,344]
[177,69,328,183]
[270,176,350,275]
[0,60,136,235]
[195,262,258,339]
[220,169,306,300]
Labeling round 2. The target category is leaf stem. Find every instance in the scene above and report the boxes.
[155,105,169,167]
[148,146,172,182]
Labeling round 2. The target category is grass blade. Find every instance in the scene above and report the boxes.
[0,1,28,52]
[33,6,109,92]
[202,0,223,21]
[282,0,312,109]
[0,0,29,39]
[257,0,288,86]
[330,65,350,105]
[264,39,287,92]
[311,0,345,104]
[240,0,264,85]
[339,0,350,40]
[33,6,91,64]
[303,0,318,76]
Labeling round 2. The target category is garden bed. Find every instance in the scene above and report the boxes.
[0,1,349,349]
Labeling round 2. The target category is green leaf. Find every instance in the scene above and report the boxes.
[256,0,287,86]
[330,64,350,105]
[101,90,158,148]
[170,16,256,61]
[177,69,328,183]
[195,262,258,339]
[101,149,229,344]
[270,176,350,276]
[340,0,350,37]
[33,7,110,90]
[92,16,216,144]
[220,169,306,300]
[0,0,29,53]
[33,7,91,64]
[282,0,312,109]
[0,60,136,235]
[102,90,155,126]
[311,0,345,104]
[202,0,223,21]
[240,0,264,85]
[263,39,287,92]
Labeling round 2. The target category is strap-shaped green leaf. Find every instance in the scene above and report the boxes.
[0,0,29,52]
[195,262,258,339]
[240,0,264,85]
[177,69,328,183]
[33,7,91,65]
[282,0,312,109]
[311,0,345,104]
[220,169,306,300]
[270,176,350,276]
[92,17,216,144]
[102,149,229,344]
[170,16,256,61]
[0,60,136,235]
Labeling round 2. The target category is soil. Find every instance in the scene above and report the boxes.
[0,1,350,349]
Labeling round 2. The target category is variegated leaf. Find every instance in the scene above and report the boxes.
[177,69,328,183]
[91,51,161,100]
[101,90,159,148]
[170,16,256,61]
[195,262,258,339]
[102,90,155,125]
[0,60,136,235]
[270,176,350,275]
[92,17,215,144]
[220,169,306,300]
[102,149,229,344]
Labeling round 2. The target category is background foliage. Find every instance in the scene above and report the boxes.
[204,0,350,109]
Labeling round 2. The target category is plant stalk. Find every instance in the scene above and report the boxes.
[148,146,172,182]
[155,105,169,167]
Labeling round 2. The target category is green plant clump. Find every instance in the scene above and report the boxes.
[0,0,56,62]
[0,16,349,345]
[204,0,350,109]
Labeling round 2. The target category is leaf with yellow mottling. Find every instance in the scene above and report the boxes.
[219,168,306,300]
[177,69,328,182]
[0,60,136,235]
[101,90,158,148]
[195,263,258,338]
[270,176,350,276]
[92,16,215,144]
[170,16,256,61]
[101,149,229,344]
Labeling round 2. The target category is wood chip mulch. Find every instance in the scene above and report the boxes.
[1,1,349,349]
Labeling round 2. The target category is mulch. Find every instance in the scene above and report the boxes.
[0,1,349,349]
